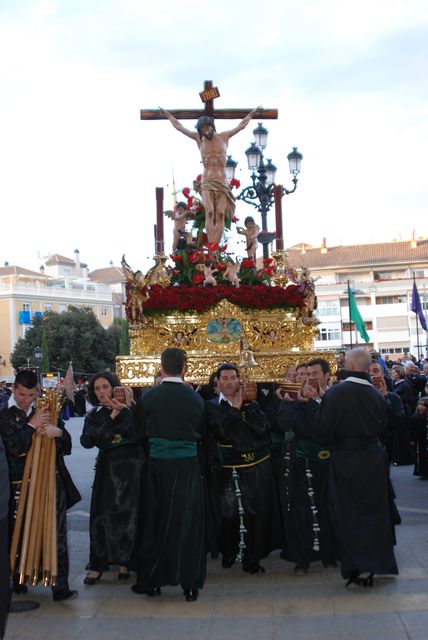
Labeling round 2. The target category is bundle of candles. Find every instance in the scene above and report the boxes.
[10,389,63,587]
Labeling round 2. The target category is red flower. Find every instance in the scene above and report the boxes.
[241,259,255,269]
[196,174,202,182]
[188,251,201,263]
[192,273,204,284]
[206,242,219,252]
[170,254,182,262]
[201,232,208,243]
[263,258,274,265]
[230,178,241,189]
[231,216,239,223]
[182,187,191,198]
[187,196,193,207]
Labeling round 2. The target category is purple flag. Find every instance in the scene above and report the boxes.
[411,280,428,331]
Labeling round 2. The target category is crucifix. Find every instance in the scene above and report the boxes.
[140,80,278,121]
[141,81,278,247]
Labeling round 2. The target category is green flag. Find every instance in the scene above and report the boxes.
[349,289,370,343]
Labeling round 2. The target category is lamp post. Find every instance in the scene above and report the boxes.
[34,346,42,388]
[227,123,302,260]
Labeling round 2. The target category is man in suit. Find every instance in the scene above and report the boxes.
[132,348,206,602]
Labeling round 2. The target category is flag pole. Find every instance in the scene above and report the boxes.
[413,272,420,357]
[347,280,353,349]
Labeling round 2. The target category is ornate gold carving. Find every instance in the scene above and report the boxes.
[117,296,335,386]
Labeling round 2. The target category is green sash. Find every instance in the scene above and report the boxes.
[149,437,197,460]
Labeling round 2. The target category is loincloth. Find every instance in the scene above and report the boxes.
[199,179,236,219]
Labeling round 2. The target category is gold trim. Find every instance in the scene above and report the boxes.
[223,454,271,469]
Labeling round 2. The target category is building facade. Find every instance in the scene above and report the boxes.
[286,239,428,358]
[0,251,124,380]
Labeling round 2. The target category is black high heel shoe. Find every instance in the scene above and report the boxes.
[84,571,102,585]
[183,588,199,602]
[146,586,162,597]
[345,571,374,588]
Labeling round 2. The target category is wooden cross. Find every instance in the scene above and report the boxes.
[140,80,278,121]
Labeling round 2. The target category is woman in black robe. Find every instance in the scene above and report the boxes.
[80,372,144,584]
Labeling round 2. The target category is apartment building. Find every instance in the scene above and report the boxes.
[0,251,124,379]
[286,238,428,358]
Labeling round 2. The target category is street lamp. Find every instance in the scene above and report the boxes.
[233,122,302,259]
[34,346,42,388]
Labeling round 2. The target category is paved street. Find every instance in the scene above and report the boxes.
[5,416,428,640]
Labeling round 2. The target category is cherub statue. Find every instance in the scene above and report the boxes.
[121,255,149,323]
[237,216,260,261]
[196,261,218,286]
[223,258,240,288]
[165,201,195,253]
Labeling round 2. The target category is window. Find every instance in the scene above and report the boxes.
[63,268,71,276]
[319,327,341,341]
[22,303,31,311]
[45,304,53,312]
[342,321,373,331]
[113,304,122,319]
[101,307,108,317]
[316,300,340,317]
[375,295,407,305]
[59,304,66,313]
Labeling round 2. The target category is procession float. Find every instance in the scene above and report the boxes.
[116,82,334,386]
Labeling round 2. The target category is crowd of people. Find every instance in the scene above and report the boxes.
[0,345,427,632]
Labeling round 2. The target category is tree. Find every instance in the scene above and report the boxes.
[11,306,121,376]
[41,329,50,373]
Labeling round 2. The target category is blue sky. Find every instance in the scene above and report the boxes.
[0,0,427,274]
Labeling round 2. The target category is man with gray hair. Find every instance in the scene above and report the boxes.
[302,348,399,587]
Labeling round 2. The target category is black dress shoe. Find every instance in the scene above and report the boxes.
[183,588,199,602]
[13,583,28,595]
[52,589,78,602]
[322,560,338,568]
[146,586,161,597]
[118,571,130,580]
[84,572,102,585]
[293,561,309,575]
[221,555,236,569]
[243,562,266,575]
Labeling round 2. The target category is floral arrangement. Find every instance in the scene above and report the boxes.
[168,243,275,288]
[143,283,304,315]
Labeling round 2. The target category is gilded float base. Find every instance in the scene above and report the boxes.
[116,298,334,386]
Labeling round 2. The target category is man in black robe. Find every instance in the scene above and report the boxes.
[305,348,399,586]
[132,348,206,602]
[0,369,79,602]
[206,364,283,574]
[277,358,338,574]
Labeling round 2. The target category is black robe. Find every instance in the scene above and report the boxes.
[133,382,206,592]
[278,399,338,565]
[80,406,144,571]
[409,411,428,477]
[304,375,399,579]
[206,398,283,571]
[0,405,79,593]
